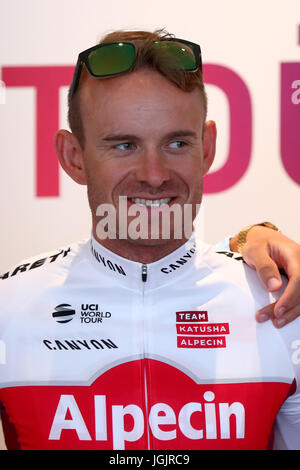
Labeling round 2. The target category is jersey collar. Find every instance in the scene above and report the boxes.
[88,234,208,289]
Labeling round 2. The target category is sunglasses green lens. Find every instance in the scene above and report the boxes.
[152,41,197,71]
[87,43,135,76]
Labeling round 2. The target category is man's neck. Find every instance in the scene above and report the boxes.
[92,230,188,264]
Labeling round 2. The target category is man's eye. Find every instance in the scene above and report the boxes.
[115,142,134,151]
[169,141,186,149]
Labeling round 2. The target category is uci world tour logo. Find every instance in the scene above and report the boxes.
[52,304,76,324]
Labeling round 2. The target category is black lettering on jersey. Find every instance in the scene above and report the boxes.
[100,339,118,349]
[11,263,30,276]
[0,248,72,280]
[42,338,118,351]
[64,340,81,350]
[90,245,126,276]
[161,246,196,274]
[48,248,71,263]
[216,251,244,262]
[0,272,9,280]
[29,258,47,270]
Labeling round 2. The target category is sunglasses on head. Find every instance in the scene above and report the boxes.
[69,38,202,100]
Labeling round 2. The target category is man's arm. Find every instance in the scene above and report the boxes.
[230,225,300,328]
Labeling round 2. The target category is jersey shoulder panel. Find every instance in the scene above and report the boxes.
[0,239,89,308]
[198,244,281,309]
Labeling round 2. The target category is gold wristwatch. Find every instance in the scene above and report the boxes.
[237,222,280,254]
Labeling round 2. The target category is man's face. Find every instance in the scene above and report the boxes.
[70,68,216,248]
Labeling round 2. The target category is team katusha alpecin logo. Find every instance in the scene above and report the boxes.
[176,311,230,348]
[52,304,76,324]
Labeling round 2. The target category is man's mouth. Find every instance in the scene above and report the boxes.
[129,197,173,207]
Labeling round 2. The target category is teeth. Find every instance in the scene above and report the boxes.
[131,198,172,207]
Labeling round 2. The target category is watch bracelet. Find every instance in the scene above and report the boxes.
[237,222,280,254]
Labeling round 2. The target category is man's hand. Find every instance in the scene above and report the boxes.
[230,226,300,328]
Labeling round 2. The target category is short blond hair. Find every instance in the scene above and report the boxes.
[68,29,207,147]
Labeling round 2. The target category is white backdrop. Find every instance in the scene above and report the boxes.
[0,0,299,451]
[0,0,299,274]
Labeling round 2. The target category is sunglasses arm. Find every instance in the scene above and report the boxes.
[69,58,83,100]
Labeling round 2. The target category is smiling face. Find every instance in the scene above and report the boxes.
[56,68,216,262]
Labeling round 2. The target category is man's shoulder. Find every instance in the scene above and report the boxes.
[0,239,89,287]
[202,243,267,282]
[198,242,246,273]
[210,247,245,265]
[198,242,286,307]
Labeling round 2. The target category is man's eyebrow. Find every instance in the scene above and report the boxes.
[163,130,198,140]
[101,134,139,142]
[100,130,198,143]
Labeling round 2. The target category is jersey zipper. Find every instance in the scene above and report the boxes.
[140,263,150,448]
[141,264,147,282]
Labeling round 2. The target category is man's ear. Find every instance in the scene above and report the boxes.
[55,129,87,185]
[202,120,217,175]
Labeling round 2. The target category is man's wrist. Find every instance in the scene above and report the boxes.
[229,235,238,252]
[230,222,280,254]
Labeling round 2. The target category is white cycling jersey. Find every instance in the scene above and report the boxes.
[0,235,299,450]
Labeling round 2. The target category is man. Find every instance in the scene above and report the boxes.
[0,29,299,450]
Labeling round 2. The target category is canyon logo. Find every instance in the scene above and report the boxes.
[176,311,230,348]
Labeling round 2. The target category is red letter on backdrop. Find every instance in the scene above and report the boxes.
[203,64,252,193]
[280,62,300,186]
[2,66,74,197]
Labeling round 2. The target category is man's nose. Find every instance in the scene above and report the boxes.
[135,149,171,188]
